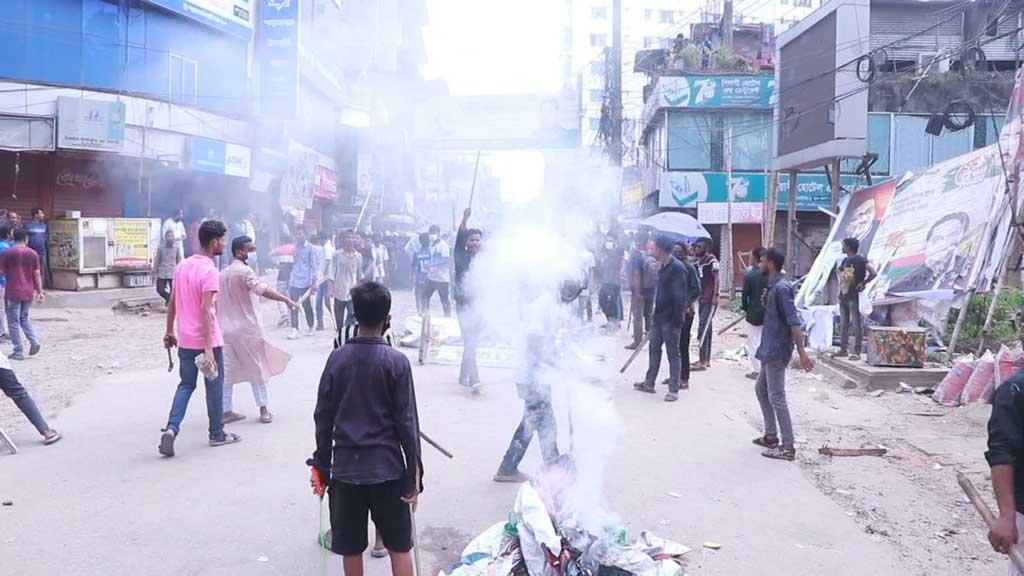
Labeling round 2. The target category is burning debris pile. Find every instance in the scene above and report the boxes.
[440,458,690,576]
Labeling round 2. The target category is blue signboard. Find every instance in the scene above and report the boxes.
[258,0,299,119]
[659,171,892,211]
[190,136,227,173]
[657,76,774,109]
[145,0,254,39]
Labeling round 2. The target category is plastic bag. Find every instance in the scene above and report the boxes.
[933,360,974,406]
[961,351,995,404]
[589,539,658,576]
[995,345,1024,399]
[513,484,561,576]
[637,532,691,560]
[462,522,508,565]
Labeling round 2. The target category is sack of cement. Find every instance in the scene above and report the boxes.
[514,484,561,576]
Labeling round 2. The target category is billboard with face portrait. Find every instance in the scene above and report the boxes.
[796,179,895,308]
[865,145,1005,302]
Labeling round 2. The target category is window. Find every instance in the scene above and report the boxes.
[840,113,892,176]
[592,6,607,19]
[644,9,654,20]
[932,126,973,164]
[794,0,812,6]
[727,112,772,171]
[974,115,1005,149]
[658,38,672,49]
[644,37,655,48]
[590,34,607,47]
[668,112,717,170]
[169,53,198,104]
[589,89,605,103]
[659,10,675,24]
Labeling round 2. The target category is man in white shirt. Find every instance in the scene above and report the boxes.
[162,209,187,260]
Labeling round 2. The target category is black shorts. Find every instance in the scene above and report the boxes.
[329,479,412,556]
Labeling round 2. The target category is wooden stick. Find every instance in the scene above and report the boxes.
[620,330,651,373]
[717,315,745,335]
[468,150,481,210]
[958,472,1024,572]
[420,430,454,459]
[818,446,887,457]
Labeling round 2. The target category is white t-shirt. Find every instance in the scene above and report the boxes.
[162,219,187,243]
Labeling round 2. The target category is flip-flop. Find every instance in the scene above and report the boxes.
[752,435,779,448]
[42,430,62,445]
[209,432,243,447]
[260,413,274,424]
[371,548,389,559]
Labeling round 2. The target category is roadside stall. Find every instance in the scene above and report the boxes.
[48,216,161,291]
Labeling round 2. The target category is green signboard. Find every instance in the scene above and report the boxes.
[658,171,890,211]
[657,76,774,109]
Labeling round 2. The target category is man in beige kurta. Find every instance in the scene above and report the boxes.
[218,235,297,424]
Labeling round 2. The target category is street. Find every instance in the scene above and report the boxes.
[0,290,952,576]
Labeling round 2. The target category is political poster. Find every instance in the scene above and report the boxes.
[796,179,895,308]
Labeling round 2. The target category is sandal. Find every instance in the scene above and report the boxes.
[209,432,243,447]
[371,548,389,559]
[752,435,779,448]
[223,412,247,424]
[42,430,62,445]
[762,445,796,461]
[260,412,274,424]
[633,382,656,394]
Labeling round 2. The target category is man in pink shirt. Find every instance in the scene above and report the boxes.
[159,220,242,457]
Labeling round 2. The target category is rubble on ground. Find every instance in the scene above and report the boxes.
[439,459,690,576]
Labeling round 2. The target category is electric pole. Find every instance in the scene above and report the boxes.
[723,0,733,48]
[723,125,734,298]
[610,0,623,166]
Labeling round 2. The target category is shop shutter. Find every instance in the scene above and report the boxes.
[51,158,124,218]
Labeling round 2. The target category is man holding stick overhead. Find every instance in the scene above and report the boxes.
[454,208,484,391]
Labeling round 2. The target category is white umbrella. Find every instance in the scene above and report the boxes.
[640,212,711,242]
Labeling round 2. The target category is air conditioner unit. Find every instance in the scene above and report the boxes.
[918,52,950,73]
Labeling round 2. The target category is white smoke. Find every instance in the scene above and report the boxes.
[463,151,623,534]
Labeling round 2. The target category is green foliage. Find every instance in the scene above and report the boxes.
[946,287,1022,353]
[678,45,701,69]
[711,46,751,72]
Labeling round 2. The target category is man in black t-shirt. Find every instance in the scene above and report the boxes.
[836,237,876,361]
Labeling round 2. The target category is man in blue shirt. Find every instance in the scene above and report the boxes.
[22,209,47,289]
[753,248,814,462]
[288,228,317,339]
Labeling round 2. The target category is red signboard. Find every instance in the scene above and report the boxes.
[313,165,338,201]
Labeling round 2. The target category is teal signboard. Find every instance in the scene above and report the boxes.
[657,76,774,109]
[658,171,890,211]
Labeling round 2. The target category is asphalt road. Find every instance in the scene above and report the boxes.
[0,299,905,576]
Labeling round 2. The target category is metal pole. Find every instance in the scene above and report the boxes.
[947,289,976,362]
[786,171,797,273]
[724,125,734,298]
[610,0,623,166]
[829,158,841,218]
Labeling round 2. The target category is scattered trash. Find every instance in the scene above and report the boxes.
[702,542,722,550]
[666,492,681,499]
[808,387,817,393]
[934,529,958,539]
[256,556,269,563]
[835,489,852,496]
[818,446,888,457]
[1,501,11,507]
[899,382,913,393]
[933,463,943,470]
[869,390,885,398]
[914,386,934,395]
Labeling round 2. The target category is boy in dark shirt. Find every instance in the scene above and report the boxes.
[309,281,422,576]
[835,237,876,361]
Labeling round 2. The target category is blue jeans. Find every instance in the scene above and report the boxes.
[165,347,225,441]
[6,299,38,356]
[645,320,682,393]
[0,367,48,434]
[315,282,329,327]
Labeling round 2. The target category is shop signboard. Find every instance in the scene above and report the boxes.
[112,219,151,268]
[313,166,339,201]
[57,97,126,152]
[258,0,299,119]
[190,137,251,178]
[280,141,336,211]
[697,201,764,224]
[144,1,253,39]
[658,171,885,211]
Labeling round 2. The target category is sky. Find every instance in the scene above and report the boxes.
[422,0,565,202]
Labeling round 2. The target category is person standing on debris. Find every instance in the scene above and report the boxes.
[634,236,690,402]
[753,248,814,462]
[984,368,1024,571]
[288,228,317,339]
[0,229,44,361]
[329,231,364,329]
[454,208,483,391]
[836,237,876,362]
[309,281,422,573]
[219,236,297,425]
[155,230,182,305]
[625,232,657,350]
[741,247,768,380]
[162,209,187,260]
[23,209,48,288]
[692,238,719,371]
[1,351,61,447]
[598,232,625,332]
[159,220,242,457]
